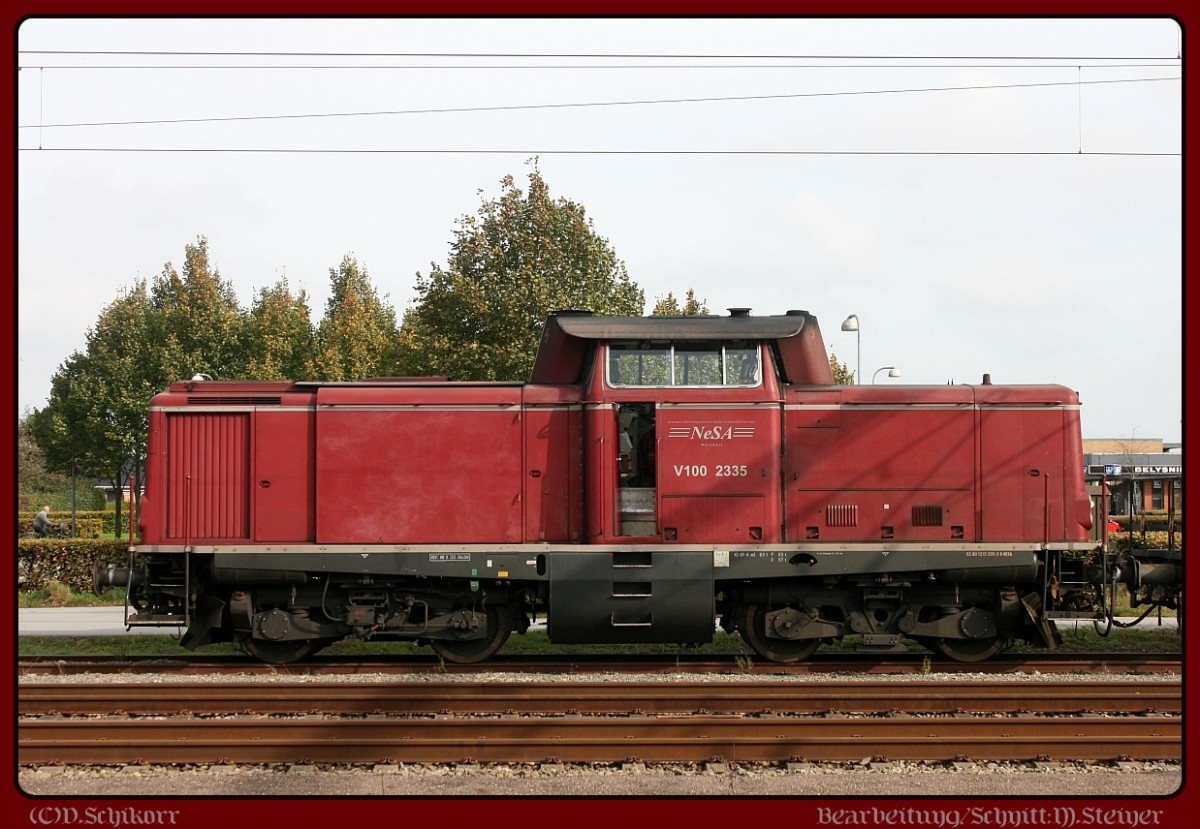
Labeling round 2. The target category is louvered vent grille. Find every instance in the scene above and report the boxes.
[912,505,944,526]
[166,412,250,540]
[187,397,282,405]
[826,504,859,527]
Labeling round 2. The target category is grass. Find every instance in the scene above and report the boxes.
[18,584,123,608]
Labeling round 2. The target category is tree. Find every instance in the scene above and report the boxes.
[148,236,246,381]
[17,410,72,512]
[35,238,261,530]
[829,350,854,385]
[306,255,398,381]
[33,283,161,529]
[400,164,645,380]
[651,289,709,316]
[245,278,315,379]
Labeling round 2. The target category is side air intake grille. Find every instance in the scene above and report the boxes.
[912,505,944,526]
[826,504,859,527]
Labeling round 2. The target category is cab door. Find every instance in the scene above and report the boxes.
[655,403,781,543]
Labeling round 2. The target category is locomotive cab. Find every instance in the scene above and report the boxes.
[549,332,785,646]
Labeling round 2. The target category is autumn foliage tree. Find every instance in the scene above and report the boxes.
[398,165,644,380]
[244,278,314,380]
[148,236,245,382]
[829,351,854,385]
[651,289,709,316]
[306,255,398,381]
[29,166,654,518]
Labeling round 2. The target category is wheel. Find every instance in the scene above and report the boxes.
[738,604,822,663]
[242,638,327,664]
[928,637,1004,663]
[430,606,511,664]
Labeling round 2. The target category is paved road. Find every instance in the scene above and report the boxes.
[18,606,182,636]
[17,606,1179,637]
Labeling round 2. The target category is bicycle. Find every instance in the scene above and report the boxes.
[21,523,71,540]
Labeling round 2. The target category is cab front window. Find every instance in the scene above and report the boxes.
[607,341,760,388]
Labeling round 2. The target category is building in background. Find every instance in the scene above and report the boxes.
[1083,439,1182,518]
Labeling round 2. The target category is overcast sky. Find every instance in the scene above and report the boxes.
[15,16,1182,443]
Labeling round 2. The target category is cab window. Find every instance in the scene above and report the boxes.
[607,341,760,388]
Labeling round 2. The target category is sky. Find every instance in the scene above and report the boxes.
[14,16,1184,443]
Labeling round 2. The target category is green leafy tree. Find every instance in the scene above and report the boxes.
[17,411,73,512]
[307,255,398,380]
[33,283,161,528]
[148,236,246,381]
[400,164,645,380]
[33,237,267,529]
[829,350,854,385]
[245,278,315,379]
[652,289,709,316]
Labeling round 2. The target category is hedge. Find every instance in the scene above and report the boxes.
[1109,531,1183,555]
[18,538,131,595]
[1110,513,1184,531]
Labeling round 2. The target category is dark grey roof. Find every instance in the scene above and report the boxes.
[555,312,808,341]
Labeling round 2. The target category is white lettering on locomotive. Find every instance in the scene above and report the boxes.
[672,463,749,477]
[667,425,755,440]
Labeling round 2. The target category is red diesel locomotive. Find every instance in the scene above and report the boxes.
[96,308,1180,663]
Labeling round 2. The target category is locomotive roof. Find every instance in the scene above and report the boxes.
[529,309,834,386]
[553,311,808,340]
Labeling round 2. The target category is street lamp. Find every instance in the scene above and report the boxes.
[71,457,79,538]
[840,314,860,384]
[872,366,901,383]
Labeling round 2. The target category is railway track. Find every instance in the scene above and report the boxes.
[19,678,1181,766]
[19,679,1182,716]
[19,716,1180,766]
[15,652,1183,677]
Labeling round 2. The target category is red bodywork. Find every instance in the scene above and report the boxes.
[139,340,1090,551]
[784,383,1091,544]
[141,382,584,546]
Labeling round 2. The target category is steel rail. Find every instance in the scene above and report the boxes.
[15,653,1184,677]
[19,679,1181,716]
[18,715,1180,765]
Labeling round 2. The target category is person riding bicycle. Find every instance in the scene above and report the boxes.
[33,506,61,538]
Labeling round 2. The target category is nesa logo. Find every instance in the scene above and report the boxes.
[667,425,755,441]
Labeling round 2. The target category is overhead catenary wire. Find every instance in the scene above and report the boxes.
[17,48,1184,60]
[17,75,1181,132]
[16,47,1181,157]
[17,61,1183,70]
[20,148,1180,156]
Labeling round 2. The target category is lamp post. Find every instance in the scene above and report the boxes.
[872,366,901,383]
[71,457,79,538]
[840,314,860,384]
